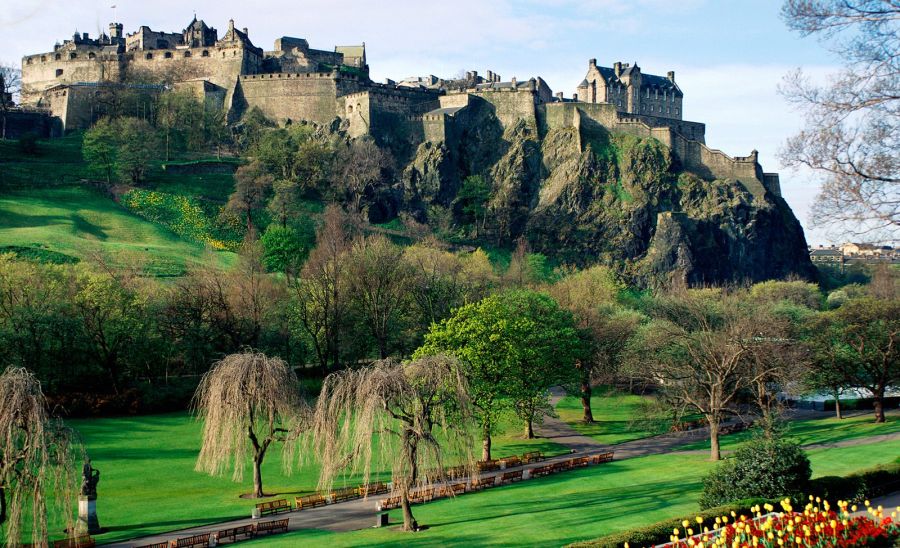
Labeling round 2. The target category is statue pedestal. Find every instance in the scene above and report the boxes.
[77,495,101,534]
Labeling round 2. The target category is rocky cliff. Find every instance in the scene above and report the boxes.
[397,107,815,286]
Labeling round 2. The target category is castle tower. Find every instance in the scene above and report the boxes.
[109,22,123,40]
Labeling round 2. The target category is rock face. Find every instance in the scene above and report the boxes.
[398,115,815,286]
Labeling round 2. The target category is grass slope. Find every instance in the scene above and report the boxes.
[0,186,235,275]
[66,413,567,544]
[555,389,678,445]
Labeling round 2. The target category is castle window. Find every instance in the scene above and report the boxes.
[145,52,153,60]
[69,53,77,59]
[26,58,33,65]
[184,51,191,57]
[55,69,63,77]
[41,55,46,62]
[164,51,172,59]
[88,52,96,59]
[55,54,61,60]
[201,50,209,57]
[348,105,353,113]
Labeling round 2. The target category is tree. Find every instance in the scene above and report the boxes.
[402,241,468,338]
[260,223,314,274]
[347,235,414,359]
[312,356,475,531]
[82,118,119,185]
[193,350,303,498]
[0,367,79,546]
[803,312,854,419]
[332,139,394,215]
[226,161,273,236]
[816,297,900,422]
[1,63,21,140]
[455,175,491,238]
[115,117,160,183]
[780,0,900,237]
[289,206,354,374]
[416,290,581,458]
[548,266,636,423]
[633,290,788,461]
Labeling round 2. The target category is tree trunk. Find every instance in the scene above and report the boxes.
[253,452,265,498]
[873,390,885,423]
[400,492,418,532]
[581,377,594,423]
[708,416,721,461]
[481,422,492,462]
[0,485,6,527]
[524,419,534,439]
[834,390,843,420]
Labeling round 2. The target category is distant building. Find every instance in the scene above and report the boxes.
[809,246,844,266]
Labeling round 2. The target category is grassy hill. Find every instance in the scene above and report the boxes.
[0,135,237,275]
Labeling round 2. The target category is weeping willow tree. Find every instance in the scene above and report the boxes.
[193,350,304,498]
[312,355,476,531]
[0,367,79,547]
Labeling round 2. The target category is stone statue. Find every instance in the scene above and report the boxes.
[80,460,100,498]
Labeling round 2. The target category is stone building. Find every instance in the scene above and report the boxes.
[576,59,683,120]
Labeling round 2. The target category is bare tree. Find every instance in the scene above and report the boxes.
[347,235,414,359]
[193,350,304,498]
[289,206,354,374]
[332,139,394,215]
[311,356,475,531]
[780,1,900,238]
[1,63,21,140]
[0,367,79,546]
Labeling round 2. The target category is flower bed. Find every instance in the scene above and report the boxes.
[660,498,899,548]
[121,189,240,251]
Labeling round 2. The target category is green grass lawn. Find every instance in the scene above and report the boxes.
[0,186,235,275]
[239,439,900,548]
[555,388,677,445]
[66,412,567,544]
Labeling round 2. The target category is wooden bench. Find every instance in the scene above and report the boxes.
[409,487,434,503]
[330,486,358,503]
[591,452,614,464]
[255,518,289,536]
[500,456,521,469]
[476,460,499,472]
[357,482,389,497]
[529,464,551,477]
[215,523,255,543]
[470,476,494,490]
[522,451,544,463]
[445,465,468,479]
[256,498,291,516]
[501,470,523,483]
[573,456,591,467]
[378,495,402,510]
[133,542,168,548]
[295,493,327,510]
[53,537,95,548]
[171,533,210,548]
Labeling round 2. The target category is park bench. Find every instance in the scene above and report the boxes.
[215,523,255,543]
[409,487,434,504]
[591,452,614,464]
[445,465,468,479]
[522,451,544,463]
[256,498,291,516]
[330,486,358,503]
[133,542,168,548]
[573,456,591,467]
[295,493,328,510]
[378,495,402,510]
[170,533,210,548]
[470,476,494,490]
[499,456,521,469]
[476,459,499,472]
[529,464,551,477]
[435,481,466,498]
[255,518,289,536]
[500,470,523,483]
[357,482,389,497]
[449,481,467,495]
[52,536,95,548]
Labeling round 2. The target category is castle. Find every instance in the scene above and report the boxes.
[18,17,782,199]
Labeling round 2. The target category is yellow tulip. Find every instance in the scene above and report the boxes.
[697,516,704,524]
[684,520,691,528]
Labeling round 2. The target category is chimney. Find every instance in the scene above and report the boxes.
[511,76,517,88]
[667,70,675,82]
[83,32,89,41]
[555,91,564,100]
[573,92,578,101]
[613,62,622,77]
[242,28,248,36]
[589,58,597,69]
[494,73,500,82]
[487,70,493,82]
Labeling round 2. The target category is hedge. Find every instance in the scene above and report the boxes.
[569,463,900,548]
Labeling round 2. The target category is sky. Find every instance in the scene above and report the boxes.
[1,0,844,245]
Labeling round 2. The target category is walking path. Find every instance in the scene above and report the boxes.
[106,390,899,547]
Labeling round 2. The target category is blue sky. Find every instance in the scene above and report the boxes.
[2,0,841,244]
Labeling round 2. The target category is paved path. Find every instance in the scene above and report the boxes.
[107,390,899,547]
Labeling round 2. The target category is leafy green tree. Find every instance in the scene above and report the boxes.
[115,117,161,183]
[455,175,491,237]
[82,118,119,184]
[416,289,581,457]
[226,161,273,236]
[260,223,313,274]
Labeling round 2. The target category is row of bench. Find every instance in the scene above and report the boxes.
[377,452,613,510]
[134,518,289,548]
[21,536,95,548]
[254,482,391,517]
[473,450,545,473]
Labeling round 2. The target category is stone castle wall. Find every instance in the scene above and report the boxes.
[235,72,359,125]
[22,53,122,104]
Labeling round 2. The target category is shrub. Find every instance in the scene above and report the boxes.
[260,223,313,273]
[698,436,811,509]
[18,132,39,155]
[808,463,900,503]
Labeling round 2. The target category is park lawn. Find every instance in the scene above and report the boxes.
[240,438,900,548]
[0,186,235,275]
[555,388,673,445]
[65,412,566,544]
[677,411,900,453]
